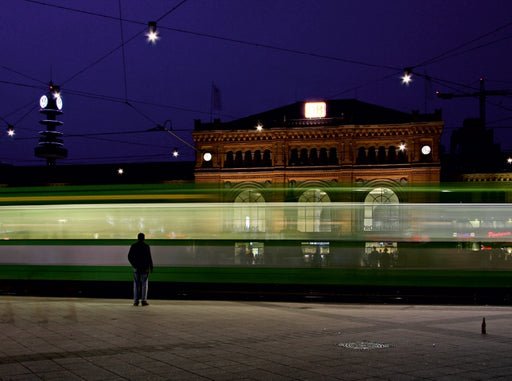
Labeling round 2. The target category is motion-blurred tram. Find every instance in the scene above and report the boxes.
[0,183,511,302]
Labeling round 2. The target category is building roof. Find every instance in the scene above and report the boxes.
[195,99,442,131]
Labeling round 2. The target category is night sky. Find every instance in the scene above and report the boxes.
[1,0,512,165]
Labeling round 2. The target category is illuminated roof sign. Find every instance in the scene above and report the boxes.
[305,102,326,118]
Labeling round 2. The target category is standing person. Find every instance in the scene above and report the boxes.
[128,233,153,306]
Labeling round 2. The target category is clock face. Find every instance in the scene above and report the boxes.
[421,145,431,155]
[56,96,63,110]
[203,152,212,162]
[39,95,48,109]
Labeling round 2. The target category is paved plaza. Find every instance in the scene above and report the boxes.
[0,296,511,380]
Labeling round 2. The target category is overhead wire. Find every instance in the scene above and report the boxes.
[23,0,400,72]
[15,0,512,159]
[118,0,129,101]
[413,19,512,68]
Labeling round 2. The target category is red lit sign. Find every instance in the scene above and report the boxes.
[488,231,511,238]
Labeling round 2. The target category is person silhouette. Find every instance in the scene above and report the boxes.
[128,233,154,306]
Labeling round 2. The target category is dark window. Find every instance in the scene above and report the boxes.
[235,151,243,167]
[263,150,271,166]
[388,146,397,162]
[310,148,319,165]
[253,150,262,166]
[329,148,338,165]
[368,147,377,164]
[244,151,252,166]
[289,149,299,166]
[378,146,386,163]
[225,151,234,168]
[320,148,329,165]
[357,147,366,164]
[299,148,309,165]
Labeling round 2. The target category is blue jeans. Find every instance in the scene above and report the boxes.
[133,269,149,303]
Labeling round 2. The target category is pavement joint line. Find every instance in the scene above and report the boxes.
[0,329,336,366]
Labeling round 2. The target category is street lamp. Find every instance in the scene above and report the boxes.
[6,125,15,137]
[401,68,413,86]
[146,21,159,44]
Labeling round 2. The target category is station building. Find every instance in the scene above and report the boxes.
[192,99,444,266]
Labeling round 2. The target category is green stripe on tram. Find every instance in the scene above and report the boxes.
[0,265,510,288]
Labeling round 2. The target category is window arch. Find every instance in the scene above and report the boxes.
[289,149,299,166]
[368,146,377,164]
[378,146,386,163]
[363,187,399,232]
[357,147,366,164]
[320,148,329,165]
[329,148,338,165]
[225,151,234,167]
[297,189,331,232]
[233,190,266,232]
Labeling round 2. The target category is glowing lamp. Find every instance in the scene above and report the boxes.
[401,68,413,85]
[146,21,159,44]
[7,126,15,137]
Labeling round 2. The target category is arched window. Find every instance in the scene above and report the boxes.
[388,146,397,162]
[299,148,309,165]
[253,150,262,166]
[378,146,386,163]
[329,148,338,165]
[320,148,329,165]
[310,148,319,165]
[363,187,399,232]
[398,148,407,163]
[289,149,299,166]
[368,147,377,164]
[244,150,252,167]
[233,190,266,232]
[357,147,366,164]
[263,150,272,166]
[234,151,243,167]
[225,151,234,168]
[297,189,331,232]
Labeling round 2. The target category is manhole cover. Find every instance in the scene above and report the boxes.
[337,341,392,350]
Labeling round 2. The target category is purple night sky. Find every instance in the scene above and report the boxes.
[1,0,512,165]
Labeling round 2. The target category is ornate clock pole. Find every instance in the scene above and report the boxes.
[35,81,67,166]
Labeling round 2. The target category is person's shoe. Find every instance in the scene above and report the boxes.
[133,301,139,306]
[141,301,149,306]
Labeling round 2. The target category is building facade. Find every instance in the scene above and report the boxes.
[192,99,444,266]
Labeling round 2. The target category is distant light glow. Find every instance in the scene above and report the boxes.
[399,143,406,151]
[117,168,124,175]
[305,102,326,118]
[508,157,512,164]
[401,71,412,85]
[7,128,15,137]
[146,21,159,44]
[172,148,179,157]
[256,123,263,131]
[203,152,212,162]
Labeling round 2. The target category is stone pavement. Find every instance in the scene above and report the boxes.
[0,297,511,380]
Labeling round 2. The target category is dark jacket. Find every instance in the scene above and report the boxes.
[128,241,153,272]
